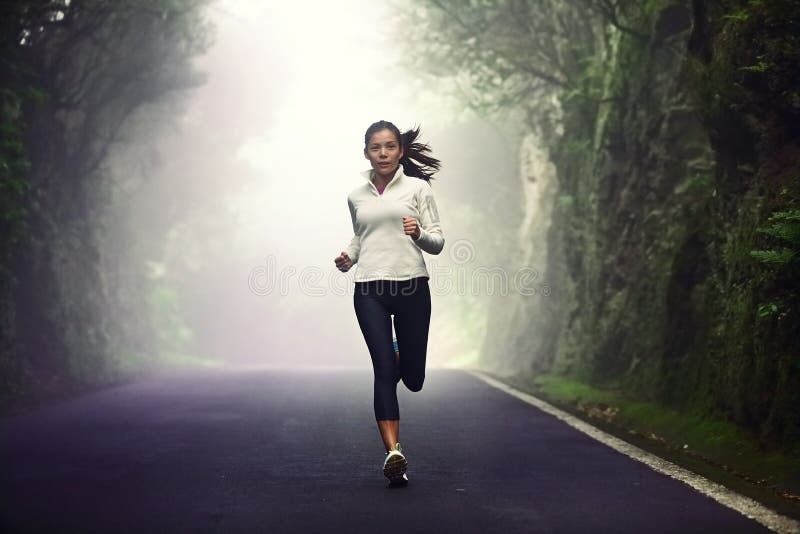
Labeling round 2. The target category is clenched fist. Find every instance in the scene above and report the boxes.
[403,217,421,240]
[334,251,353,272]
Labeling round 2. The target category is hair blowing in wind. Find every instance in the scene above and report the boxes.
[364,120,441,182]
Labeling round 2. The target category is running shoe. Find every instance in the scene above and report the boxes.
[383,442,408,482]
[388,473,409,486]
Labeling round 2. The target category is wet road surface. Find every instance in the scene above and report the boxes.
[0,368,770,533]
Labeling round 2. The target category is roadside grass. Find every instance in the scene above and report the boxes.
[492,371,800,518]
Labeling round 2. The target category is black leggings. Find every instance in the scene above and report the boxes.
[354,277,431,420]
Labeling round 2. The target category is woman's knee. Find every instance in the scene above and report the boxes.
[374,364,399,387]
[402,375,425,392]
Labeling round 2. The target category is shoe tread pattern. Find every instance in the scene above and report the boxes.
[383,453,408,481]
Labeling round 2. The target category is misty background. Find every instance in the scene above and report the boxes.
[3,0,798,482]
[100,0,522,371]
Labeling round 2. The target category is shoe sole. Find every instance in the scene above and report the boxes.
[388,474,409,486]
[383,453,408,481]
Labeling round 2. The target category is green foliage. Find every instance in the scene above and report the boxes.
[17,87,49,105]
[528,373,800,490]
[563,53,610,104]
[674,173,712,196]
[562,138,592,155]
[397,0,602,122]
[756,301,780,319]
[749,249,795,265]
[757,208,800,242]
[556,194,575,208]
[0,0,216,413]
[722,9,750,22]
[144,279,213,368]
[738,61,770,73]
[146,283,193,351]
[0,89,32,246]
[399,0,800,457]
[750,208,800,267]
[693,0,800,145]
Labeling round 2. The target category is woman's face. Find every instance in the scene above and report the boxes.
[364,129,404,180]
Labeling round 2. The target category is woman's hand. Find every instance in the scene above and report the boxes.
[403,217,421,241]
[334,251,353,272]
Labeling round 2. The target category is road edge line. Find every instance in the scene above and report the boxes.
[466,368,799,534]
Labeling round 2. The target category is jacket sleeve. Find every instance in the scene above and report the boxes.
[345,196,360,264]
[412,183,445,255]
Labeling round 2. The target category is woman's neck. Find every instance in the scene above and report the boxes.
[372,167,397,191]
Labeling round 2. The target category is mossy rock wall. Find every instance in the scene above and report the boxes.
[488,0,800,451]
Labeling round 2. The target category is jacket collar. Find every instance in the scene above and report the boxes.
[361,164,405,193]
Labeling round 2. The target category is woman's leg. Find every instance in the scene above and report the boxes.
[354,282,402,451]
[393,278,431,392]
[376,419,399,452]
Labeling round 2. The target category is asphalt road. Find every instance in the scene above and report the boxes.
[0,368,770,533]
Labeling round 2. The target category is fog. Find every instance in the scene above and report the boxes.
[6,3,796,516]
[99,0,523,372]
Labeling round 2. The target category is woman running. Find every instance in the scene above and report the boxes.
[334,120,445,486]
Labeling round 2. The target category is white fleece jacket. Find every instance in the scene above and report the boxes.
[344,164,445,282]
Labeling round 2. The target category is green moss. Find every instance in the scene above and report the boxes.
[542,0,800,453]
[674,173,713,196]
[526,373,800,493]
[0,89,32,245]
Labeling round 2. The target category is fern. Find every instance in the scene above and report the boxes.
[756,208,800,243]
[739,61,770,73]
[756,302,779,319]
[722,9,750,22]
[750,208,800,267]
[749,249,795,265]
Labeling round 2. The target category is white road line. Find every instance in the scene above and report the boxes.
[467,369,800,534]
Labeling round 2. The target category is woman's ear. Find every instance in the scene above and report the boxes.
[364,149,369,160]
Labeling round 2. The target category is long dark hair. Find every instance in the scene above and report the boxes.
[364,120,441,182]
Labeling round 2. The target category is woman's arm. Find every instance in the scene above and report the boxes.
[345,196,360,264]
[411,183,445,255]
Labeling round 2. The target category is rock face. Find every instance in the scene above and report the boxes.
[483,1,800,450]
[480,130,559,376]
